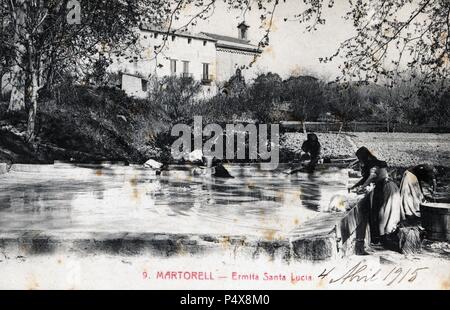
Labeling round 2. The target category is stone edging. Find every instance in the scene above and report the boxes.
[0,229,342,262]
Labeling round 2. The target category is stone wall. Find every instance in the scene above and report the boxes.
[336,199,371,257]
[110,29,218,98]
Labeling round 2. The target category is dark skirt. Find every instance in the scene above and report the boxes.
[372,179,402,237]
[356,179,402,244]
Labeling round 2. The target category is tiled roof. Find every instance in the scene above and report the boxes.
[201,32,252,45]
[139,24,261,54]
[202,32,261,54]
[140,24,217,42]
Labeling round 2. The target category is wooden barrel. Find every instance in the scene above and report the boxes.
[420,202,450,241]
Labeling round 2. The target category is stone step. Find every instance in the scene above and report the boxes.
[10,164,155,174]
[0,230,336,261]
[3,173,157,183]
[10,164,56,173]
[53,162,146,171]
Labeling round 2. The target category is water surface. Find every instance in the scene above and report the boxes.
[0,164,350,238]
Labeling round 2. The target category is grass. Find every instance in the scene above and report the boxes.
[350,132,450,167]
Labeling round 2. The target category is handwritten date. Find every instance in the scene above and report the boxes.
[318,262,429,286]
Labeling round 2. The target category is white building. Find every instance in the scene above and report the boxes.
[111,22,262,98]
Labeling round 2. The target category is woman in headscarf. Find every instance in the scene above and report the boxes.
[400,164,437,221]
[349,147,382,192]
[351,147,402,252]
[301,133,321,172]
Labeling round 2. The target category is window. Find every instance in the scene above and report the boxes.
[236,68,242,81]
[240,28,247,40]
[172,35,176,41]
[182,61,190,77]
[188,38,192,44]
[238,22,250,40]
[170,59,177,75]
[203,40,207,46]
[141,79,148,92]
[202,63,210,80]
[202,64,212,85]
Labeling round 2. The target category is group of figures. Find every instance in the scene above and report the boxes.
[145,132,438,255]
[290,133,438,254]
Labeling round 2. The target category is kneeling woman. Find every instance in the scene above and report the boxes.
[300,133,321,172]
[369,162,402,243]
[400,164,437,221]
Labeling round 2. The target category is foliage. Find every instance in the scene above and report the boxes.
[146,75,202,126]
[306,0,450,87]
[247,72,282,122]
[37,84,164,162]
[419,88,450,128]
[284,76,325,123]
[0,0,172,139]
[2,0,449,140]
[325,83,364,126]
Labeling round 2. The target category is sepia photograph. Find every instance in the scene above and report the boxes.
[0,0,449,293]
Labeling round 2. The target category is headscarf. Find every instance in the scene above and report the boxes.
[409,164,436,184]
[355,146,378,163]
[307,133,318,142]
[355,147,387,180]
[302,133,321,156]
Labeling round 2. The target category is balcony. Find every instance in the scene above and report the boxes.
[201,75,214,85]
[181,72,193,79]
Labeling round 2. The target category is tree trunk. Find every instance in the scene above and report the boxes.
[8,0,27,112]
[8,66,26,111]
[0,72,3,100]
[26,70,39,142]
[302,121,307,133]
[25,31,44,142]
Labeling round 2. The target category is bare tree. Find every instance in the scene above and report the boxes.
[310,0,450,87]
[2,0,449,141]
[0,0,281,141]
[365,83,408,132]
[326,83,363,133]
[0,0,174,140]
[0,6,12,100]
[419,86,450,128]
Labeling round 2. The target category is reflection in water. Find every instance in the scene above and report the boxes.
[299,173,322,212]
[0,165,349,237]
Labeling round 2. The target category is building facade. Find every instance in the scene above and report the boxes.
[111,22,261,98]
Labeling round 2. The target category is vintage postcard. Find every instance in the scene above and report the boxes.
[0,0,449,292]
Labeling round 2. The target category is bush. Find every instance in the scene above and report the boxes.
[247,72,283,122]
[37,85,162,162]
[146,75,202,126]
[284,76,326,123]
